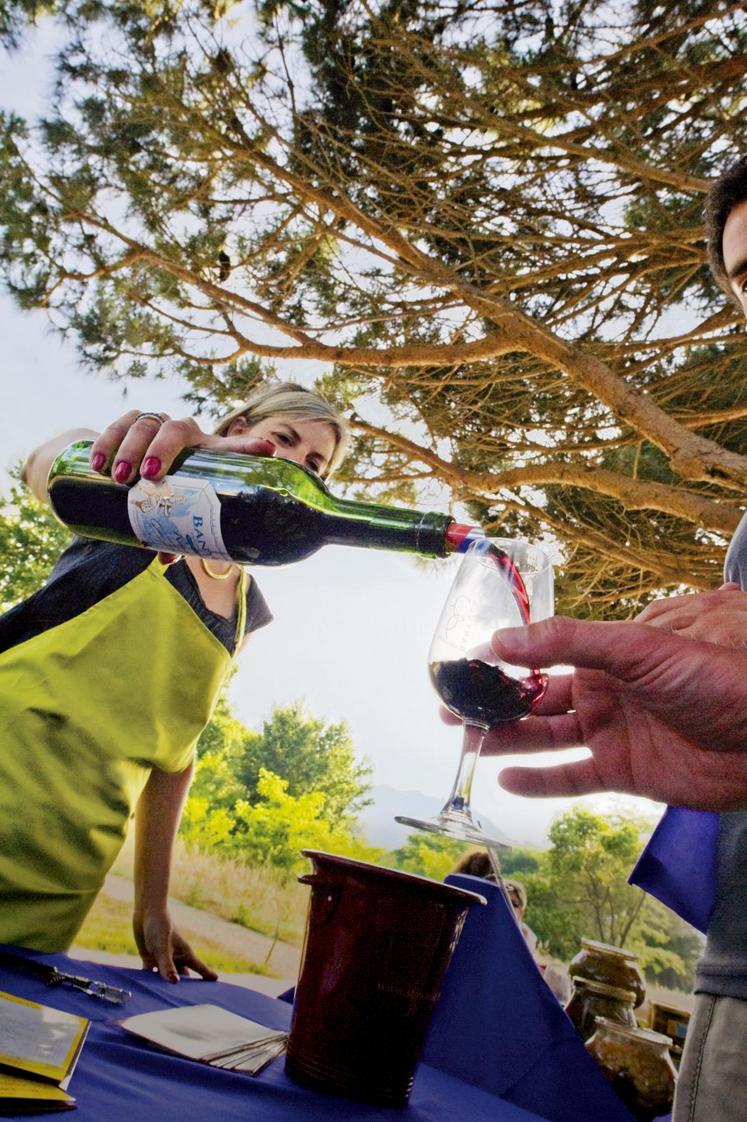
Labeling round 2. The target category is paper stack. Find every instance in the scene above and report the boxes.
[119,1004,287,1075]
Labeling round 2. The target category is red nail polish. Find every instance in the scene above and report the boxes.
[113,461,131,483]
[91,452,106,472]
[142,456,162,478]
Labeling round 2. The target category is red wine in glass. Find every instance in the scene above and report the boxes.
[396,536,553,849]
[431,539,547,724]
[430,657,546,725]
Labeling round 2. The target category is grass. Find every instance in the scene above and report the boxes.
[111,836,310,946]
[74,894,140,956]
[75,891,277,976]
[75,834,312,976]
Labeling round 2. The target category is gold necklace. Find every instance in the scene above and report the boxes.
[200,558,236,581]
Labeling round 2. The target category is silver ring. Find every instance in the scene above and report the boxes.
[136,411,166,426]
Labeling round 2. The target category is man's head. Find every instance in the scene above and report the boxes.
[705,156,747,315]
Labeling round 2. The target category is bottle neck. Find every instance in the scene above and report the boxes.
[320,493,454,558]
[444,523,487,553]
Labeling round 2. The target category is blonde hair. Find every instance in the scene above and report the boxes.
[214,382,348,477]
[504,879,528,912]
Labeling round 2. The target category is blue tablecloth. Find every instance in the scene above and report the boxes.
[0,944,550,1122]
[424,876,638,1122]
[629,806,719,934]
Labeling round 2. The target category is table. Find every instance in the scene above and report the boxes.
[0,945,551,1122]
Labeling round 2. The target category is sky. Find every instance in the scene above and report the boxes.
[0,17,664,849]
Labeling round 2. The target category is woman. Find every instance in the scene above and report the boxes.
[0,382,347,982]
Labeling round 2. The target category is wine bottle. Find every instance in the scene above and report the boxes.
[47,440,482,566]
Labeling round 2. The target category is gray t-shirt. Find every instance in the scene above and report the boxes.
[694,510,747,997]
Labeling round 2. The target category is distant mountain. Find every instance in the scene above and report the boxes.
[357,785,517,851]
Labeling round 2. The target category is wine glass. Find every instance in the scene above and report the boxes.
[396,537,554,852]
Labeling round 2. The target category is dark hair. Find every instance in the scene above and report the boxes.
[448,851,528,911]
[449,849,495,880]
[704,156,747,292]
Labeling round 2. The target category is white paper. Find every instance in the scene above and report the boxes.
[120,1004,283,1062]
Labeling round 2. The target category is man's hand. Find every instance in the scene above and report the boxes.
[477,617,747,811]
[636,584,747,647]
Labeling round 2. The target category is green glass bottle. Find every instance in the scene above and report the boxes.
[47,441,475,566]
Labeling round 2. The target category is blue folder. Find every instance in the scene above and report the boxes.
[421,875,636,1122]
[629,806,719,935]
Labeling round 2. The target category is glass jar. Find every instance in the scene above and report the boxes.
[569,938,646,1008]
[564,977,637,1041]
[586,1017,677,1122]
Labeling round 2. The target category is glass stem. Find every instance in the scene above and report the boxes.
[485,845,519,918]
[441,722,485,818]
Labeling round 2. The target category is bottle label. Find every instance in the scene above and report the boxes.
[127,476,231,560]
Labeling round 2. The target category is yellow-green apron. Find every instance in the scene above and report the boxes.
[0,558,246,950]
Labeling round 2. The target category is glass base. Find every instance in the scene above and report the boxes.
[394,811,511,854]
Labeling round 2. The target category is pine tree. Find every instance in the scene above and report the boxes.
[3,0,747,611]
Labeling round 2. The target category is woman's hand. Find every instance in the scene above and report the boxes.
[89,410,277,563]
[133,763,211,979]
[88,410,275,484]
[133,906,218,983]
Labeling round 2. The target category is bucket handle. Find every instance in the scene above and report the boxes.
[298,876,343,926]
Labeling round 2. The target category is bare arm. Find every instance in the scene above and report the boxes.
[22,428,99,504]
[133,762,217,982]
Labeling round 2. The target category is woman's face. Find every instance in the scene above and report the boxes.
[507,890,525,919]
[229,414,338,476]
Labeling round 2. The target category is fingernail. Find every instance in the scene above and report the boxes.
[141,456,161,478]
[113,460,131,483]
[168,972,178,983]
[91,452,106,472]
